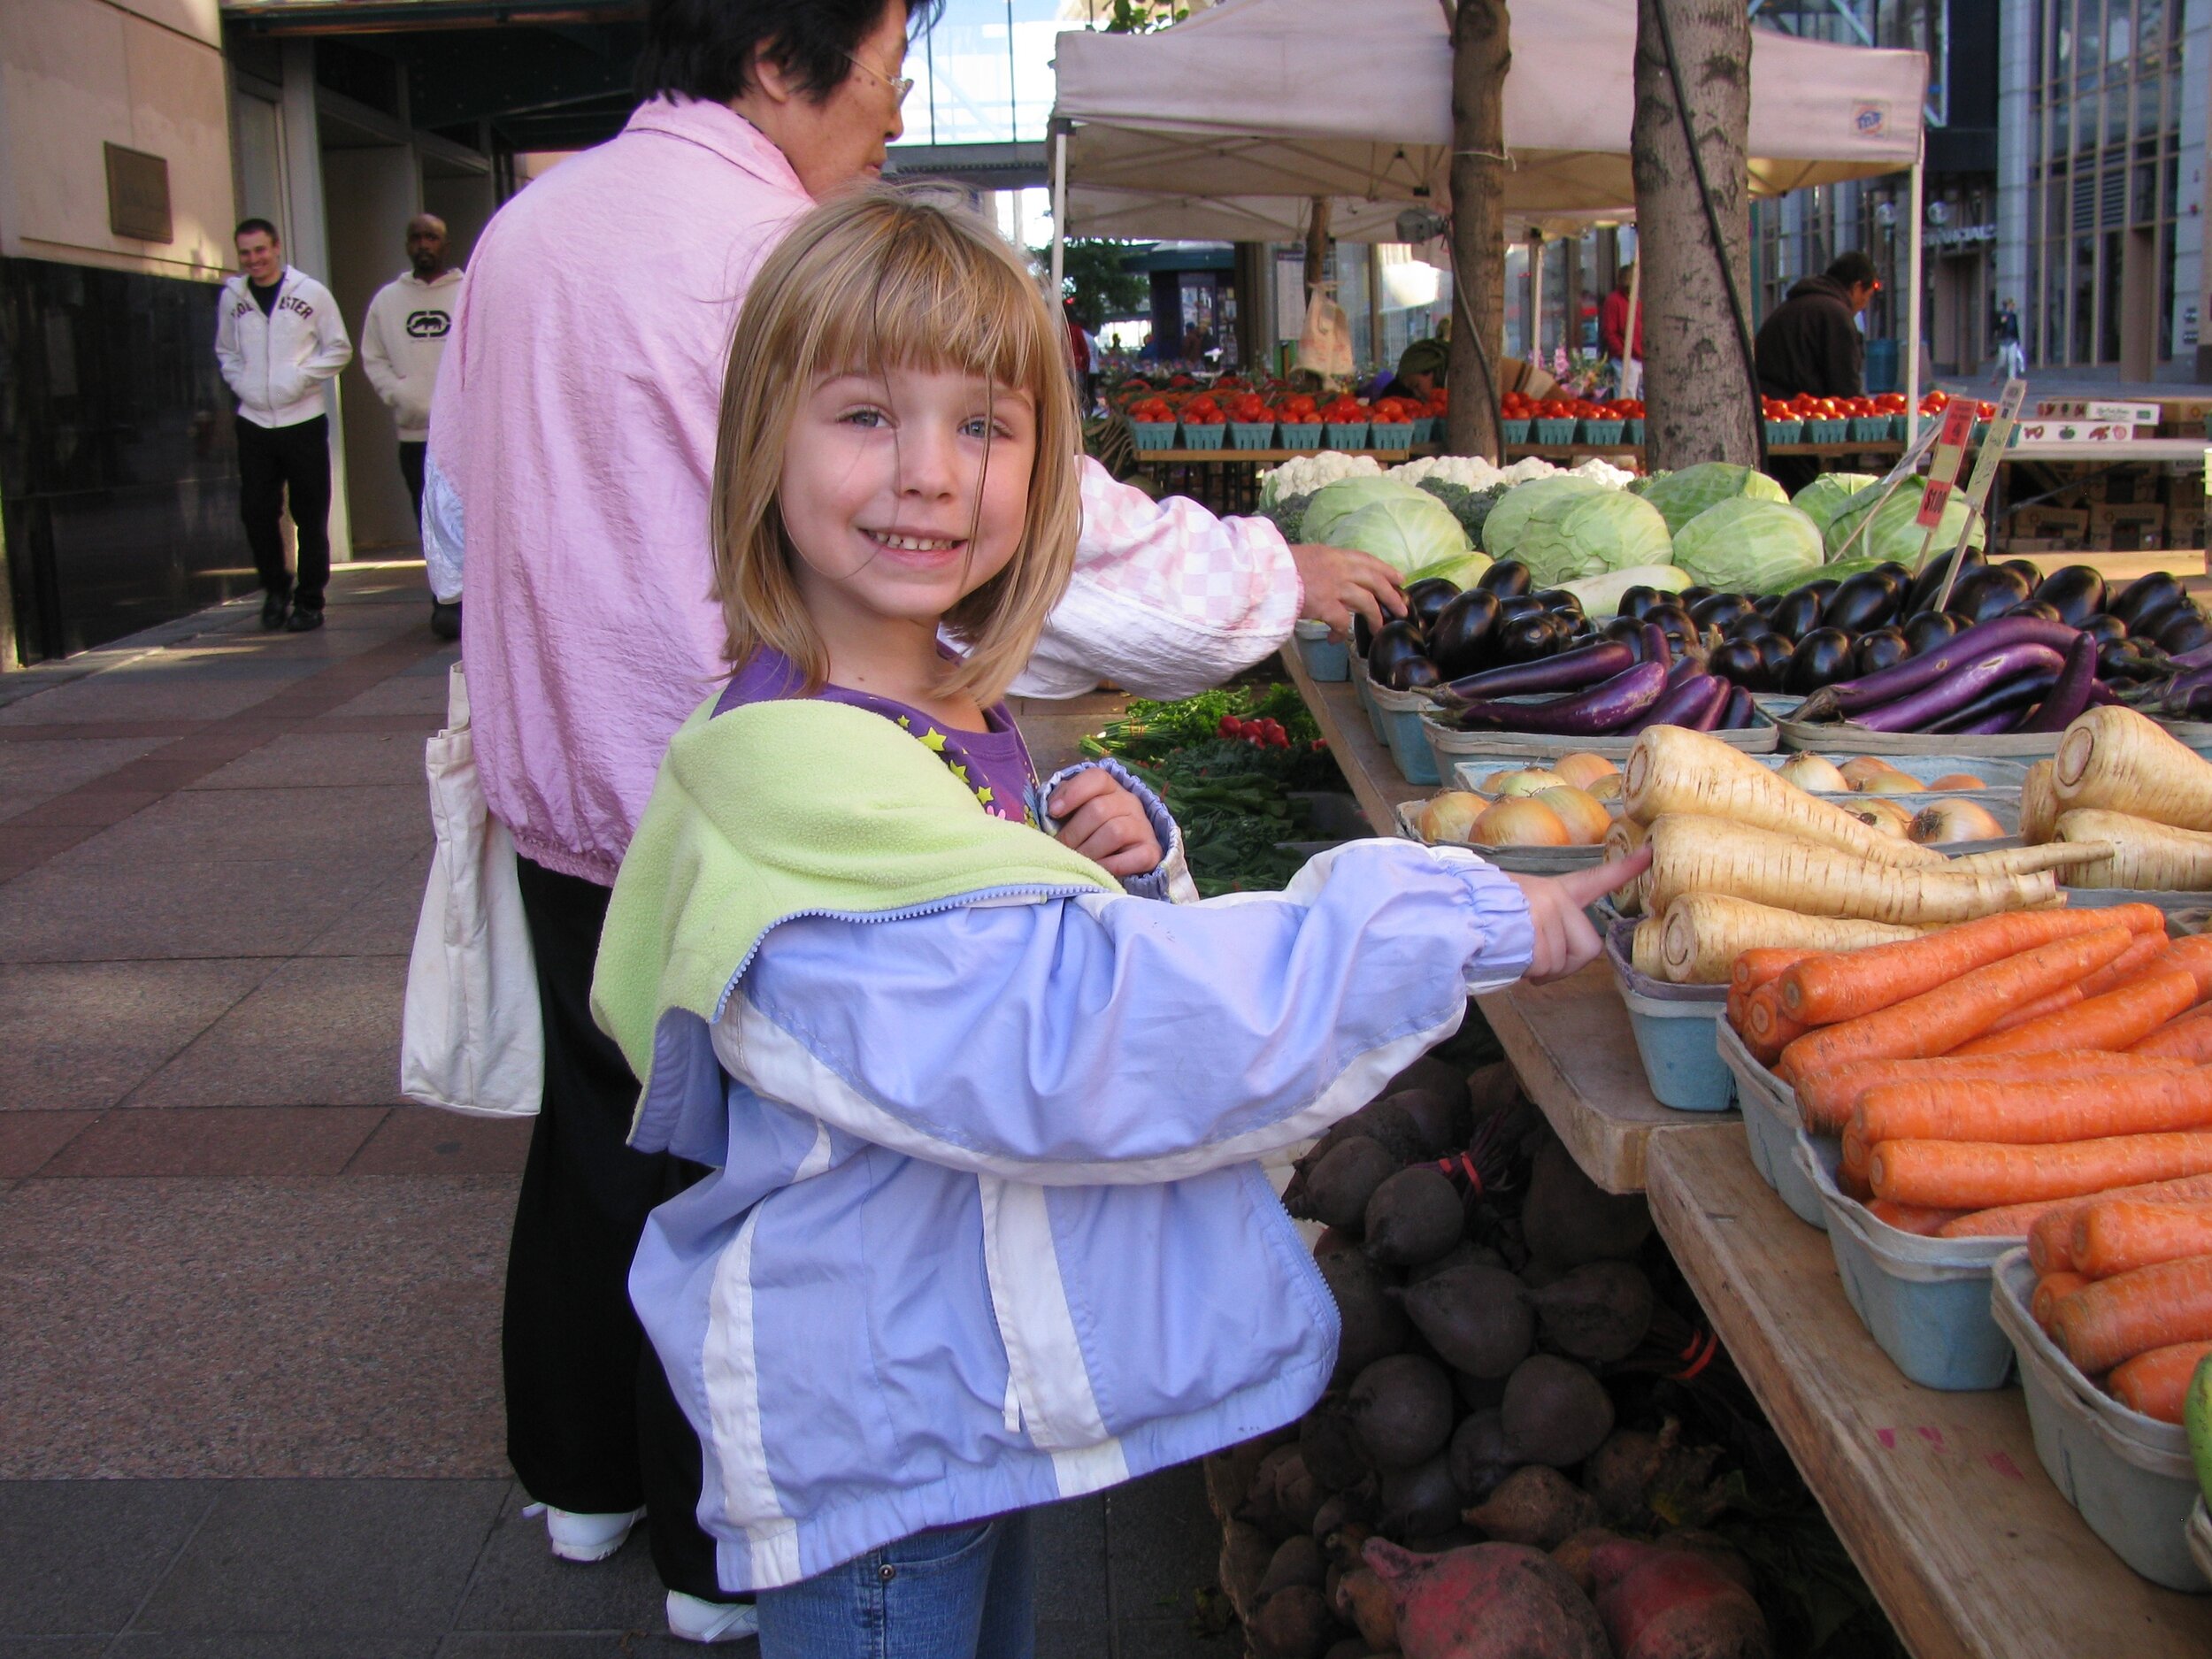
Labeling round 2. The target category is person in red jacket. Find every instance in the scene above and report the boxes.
[1600,262,1642,396]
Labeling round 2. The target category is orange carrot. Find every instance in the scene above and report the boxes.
[2073,1199,2212,1279]
[1776,927,2138,1085]
[1865,1198,1965,1236]
[1841,1128,1873,1189]
[2130,1005,2212,1063]
[1732,948,1816,999]
[1871,1132,2212,1211]
[1793,1050,2191,1137]
[1777,906,2162,1025]
[2000,1171,2212,1265]
[1744,983,1808,1059]
[2033,1271,2090,1333]
[2135,934,2212,1002]
[1948,969,2199,1058]
[1724,981,1753,1037]
[1851,1070,2212,1148]
[1839,1162,1875,1203]
[1939,1206,2051,1240]
[2054,1254,2212,1374]
[1979,933,2169,1033]
[2108,1341,2212,1422]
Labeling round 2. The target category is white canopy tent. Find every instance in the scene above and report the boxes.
[1049,0,1930,419]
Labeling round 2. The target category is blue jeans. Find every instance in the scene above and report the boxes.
[756,1511,1034,1659]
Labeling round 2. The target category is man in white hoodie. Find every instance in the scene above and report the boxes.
[214,219,353,632]
[362,214,465,637]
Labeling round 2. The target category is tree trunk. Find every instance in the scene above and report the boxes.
[1303,197,1332,303]
[1447,0,1509,460]
[1631,0,1758,470]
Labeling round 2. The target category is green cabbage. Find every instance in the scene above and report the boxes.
[1671,498,1825,594]
[1302,477,1437,549]
[1481,475,1605,560]
[1317,492,1472,577]
[1559,565,1694,616]
[1790,472,1880,544]
[1637,463,1787,537]
[1516,488,1675,587]
[1823,479,1986,565]
[1406,549,1494,588]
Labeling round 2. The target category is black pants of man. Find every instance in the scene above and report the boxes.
[506,857,733,1603]
[399,440,427,528]
[237,414,332,611]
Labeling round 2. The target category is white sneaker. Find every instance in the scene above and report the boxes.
[666,1590,760,1643]
[521,1502,645,1563]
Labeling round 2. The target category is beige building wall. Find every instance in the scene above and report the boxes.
[0,0,233,281]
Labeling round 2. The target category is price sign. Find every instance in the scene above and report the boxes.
[1930,380,2029,611]
[1915,399,1978,531]
[1824,417,1943,565]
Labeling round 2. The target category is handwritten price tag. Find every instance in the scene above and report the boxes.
[1915,400,1978,529]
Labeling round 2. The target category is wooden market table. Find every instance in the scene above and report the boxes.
[1279,642,2212,1657]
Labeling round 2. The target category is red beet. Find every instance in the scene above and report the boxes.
[1363,1537,1609,1659]
[1590,1538,1773,1659]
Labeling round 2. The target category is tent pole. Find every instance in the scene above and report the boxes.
[1049,127,1068,305]
[1904,157,1923,422]
[1622,244,1643,399]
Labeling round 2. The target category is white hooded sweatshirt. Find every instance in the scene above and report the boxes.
[361,267,464,442]
[214,265,352,428]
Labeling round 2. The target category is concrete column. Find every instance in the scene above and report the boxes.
[1994,0,2035,363]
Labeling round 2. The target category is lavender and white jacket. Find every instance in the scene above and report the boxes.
[425,96,1302,887]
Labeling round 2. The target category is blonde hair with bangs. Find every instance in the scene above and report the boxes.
[709,189,1082,707]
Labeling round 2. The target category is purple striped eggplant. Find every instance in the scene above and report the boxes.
[2016,631,2102,733]
[1791,616,2081,723]
[1849,642,2069,733]
[1434,639,1635,703]
[1444,658,1669,735]
[1625,672,1727,734]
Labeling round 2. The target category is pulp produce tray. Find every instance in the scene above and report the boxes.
[1293,619,1348,681]
[1602,921,1734,1112]
[1716,1022,1826,1229]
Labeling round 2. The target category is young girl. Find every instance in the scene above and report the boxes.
[591,191,1643,1656]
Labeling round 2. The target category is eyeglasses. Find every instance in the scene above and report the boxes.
[842,51,915,106]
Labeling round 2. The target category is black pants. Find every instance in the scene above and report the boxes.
[507,857,730,1601]
[399,441,426,531]
[237,415,333,610]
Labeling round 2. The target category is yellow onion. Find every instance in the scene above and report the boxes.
[1850,797,1915,836]
[1839,755,1911,791]
[1925,772,1989,791]
[1480,768,1556,798]
[1856,770,1929,795]
[1909,799,2008,846]
[1776,752,1850,793]
[1551,752,1619,788]
[1585,772,1624,803]
[1417,791,1486,844]
[1471,797,1571,847]
[1533,786,1612,846]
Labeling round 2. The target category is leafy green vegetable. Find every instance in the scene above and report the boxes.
[1302,477,1439,548]
[1790,472,1880,544]
[1416,478,1509,545]
[1823,479,1986,564]
[1314,492,1472,577]
[1514,488,1675,587]
[1481,475,1606,560]
[1405,549,1495,588]
[1672,498,1826,594]
[1559,564,1693,616]
[1259,488,1315,545]
[1638,463,1788,536]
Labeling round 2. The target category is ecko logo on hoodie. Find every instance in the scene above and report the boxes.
[407,311,451,339]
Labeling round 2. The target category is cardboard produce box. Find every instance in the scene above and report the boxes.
[2010,506,2090,549]
[2035,399,2161,425]
[2089,503,2168,550]
[2014,419,2145,444]
[2170,503,2206,551]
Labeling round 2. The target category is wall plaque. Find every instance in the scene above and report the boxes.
[105,143,173,243]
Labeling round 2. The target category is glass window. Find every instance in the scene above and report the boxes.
[2074,234,2097,362]
[2107,0,2132,61]
[899,0,1062,149]
[2079,0,2102,73]
[2139,0,2165,52]
[2109,83,2129,143]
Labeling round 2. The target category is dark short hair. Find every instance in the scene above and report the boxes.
[1828,250,1878,288]
[636,0,941,106]
[234,218,280,243]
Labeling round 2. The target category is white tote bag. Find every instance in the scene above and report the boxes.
[400,662,544,1117]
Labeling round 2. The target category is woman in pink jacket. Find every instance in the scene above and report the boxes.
[424,2,1402,1642]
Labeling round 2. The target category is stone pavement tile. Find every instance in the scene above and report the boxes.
[323,672,454,721]
[439,1636,712,1657]
[41,1107,391,1179]
[128,957,407,1109]
[347,1109,532,1178]
[5,792,165,830]
[0,737,166,822]
[188,732,430,792]
[1031,1495,1108,1624]
[111,1638,436,1658]
[60,786,431,869]
[0,826,96,874]
[0,659,330,727]
[0,959,273,1110]
[0,1479,217,1635]
[0,856,394,964]
[302,849,432,959]
[449,1486,664,1635]
[0,1641,106,1657]
[1103,1463,1219,1620]
[0,1176,511,1479]
[0,1114,97,1178]
[130,1479,507,1636]
[1033,1619,1110,1659]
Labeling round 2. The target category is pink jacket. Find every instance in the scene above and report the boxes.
[428,97,1299,886]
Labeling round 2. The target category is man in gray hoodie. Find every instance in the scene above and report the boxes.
[362,214,465,637]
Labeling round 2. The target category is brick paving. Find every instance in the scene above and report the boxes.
[0,569,1223,1657]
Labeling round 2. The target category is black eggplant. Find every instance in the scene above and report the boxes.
[1397,657,1442,691]
[1603,614,1652,656]
[1479,560,1533,598]
[2008,600,2065,624]
[1707,638,1767,686]
[1901,611,1962,655]
[1807,579,1842,604]
[1497,614,1561,664]
[2001,558,2045,583]
[1367,619,1428,688]
[2113,572,2186,631]
[1726,608,1778,641]
[2100,638,2164,682]
[1427,589,1506,679]
[1851,627,1911,677]
[1495,593,1546,624]
[1678,586,1717,610]
[1532,588,1586,620]
[1616,584,1660,620]
[2031,565,2108,627]
[2080,612,2131,646]
[1689,592,1757,631]
[1643,604,1698,651]
[1403,578,1462,632]
[1906,546,1984,617]
[1783,627,1855,695]
[1352,611,1376,658]
[2159,610,2212,656]
[1753,592,1784,615]
[1752,633,1794,688]
[1768,585,1824,642]
[1821,572,1901,636]
[1947,565,2035,626]
[1874,561,1914,588]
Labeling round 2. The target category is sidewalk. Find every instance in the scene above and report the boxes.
[0,568,1223,1656]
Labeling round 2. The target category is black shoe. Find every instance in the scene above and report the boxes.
[429,599,462,641]
[283,604,325,634]
[260,591,291,630]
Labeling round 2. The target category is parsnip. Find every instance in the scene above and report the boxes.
[1631,918,1665,979]
[1945,841,2112,878]
[2019,758,2059,844]
[1604,817,1649,915]
[1644,814,2061,926]
[2053,706,2212,829]
[1657,894,1924,984]
[1624,727,1941,865]
[2055,808,2212,891]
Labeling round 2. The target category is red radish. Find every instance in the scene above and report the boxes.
[1591,1538,1773,1659]
[1363,1537,1609,1659]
